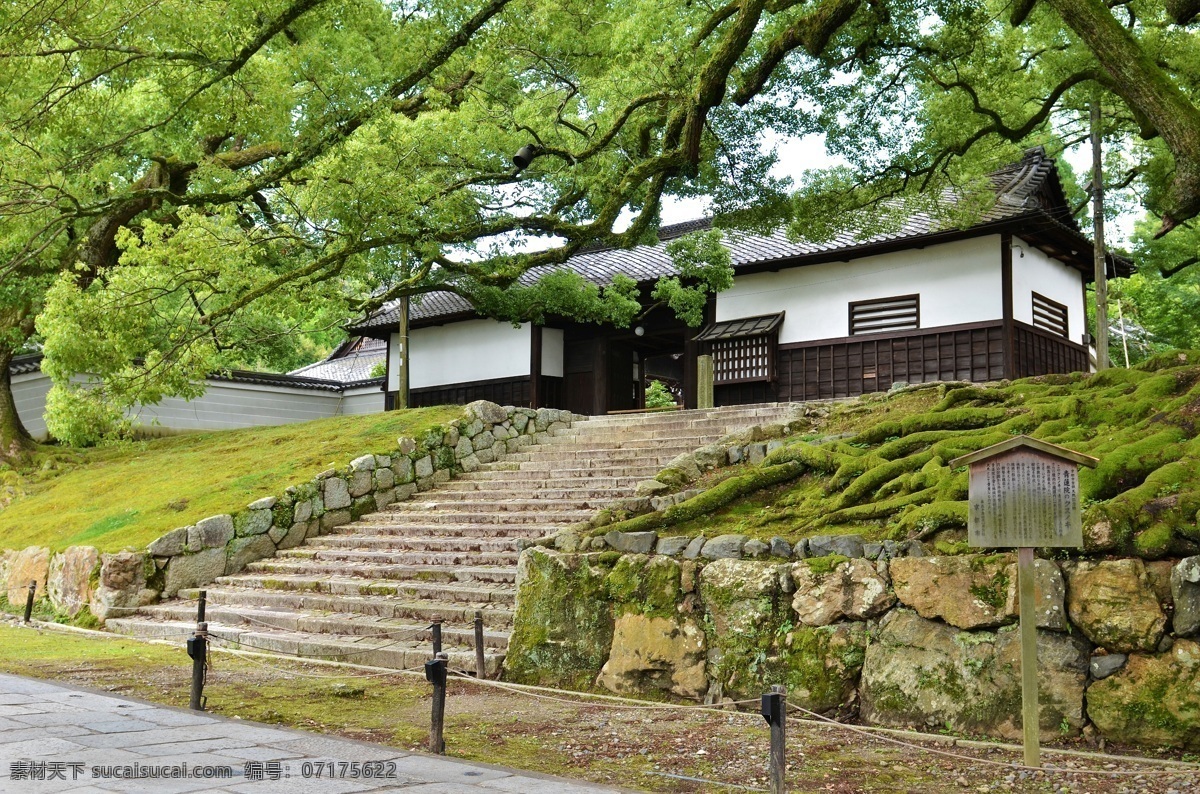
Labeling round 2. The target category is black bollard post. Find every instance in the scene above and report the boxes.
[188,592,209,712]
[425,652,448,754]
[431,614,443,656]
[474,611,486,679]
[762,685,787,794]
[23,580,36,624]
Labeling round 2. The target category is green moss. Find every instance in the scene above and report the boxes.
[803,554,849,575]
[0,406,460,552]
[602,555,681,619]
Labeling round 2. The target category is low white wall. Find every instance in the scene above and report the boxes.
[409,320,531,389]
[716,236,1004,343]
[14,371,384,438]
[1012,238,1086,343]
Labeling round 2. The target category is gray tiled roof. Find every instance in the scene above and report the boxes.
[289,350,385,383]
[352,148,1089,332]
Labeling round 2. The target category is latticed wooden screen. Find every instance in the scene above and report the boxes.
[712,335,773,385]
[1032,292,1068,338]
[695,312,784,385]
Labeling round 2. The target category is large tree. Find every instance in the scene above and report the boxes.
[6,0,1200,455]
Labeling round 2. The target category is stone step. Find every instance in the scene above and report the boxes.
[467,465,660,480]
[105,620,504,676]
[333,523,559,538]
[375,508,592,524]
[433,483,631,499]
[386,498,611,513]
[536,433,725,449]
[177,587,515,626]
[313,535,519,551]
[509,459,670,472]
[278,548,521,567]
[213,574,517,605]
[244,559,518,584]
[456,471,648,487]
[131,604,511,648]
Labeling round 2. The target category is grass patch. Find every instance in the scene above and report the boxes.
[0,406,460,552]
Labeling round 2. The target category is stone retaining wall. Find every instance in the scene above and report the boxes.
[0,401,575,622]
[505,547,1200,750]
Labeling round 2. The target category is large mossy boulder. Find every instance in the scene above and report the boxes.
[860,609,1089,740]
[1087,640,1200,750]
[699,559,790,699]
[1065,559,1166,652]
[504,548,615,689]
[780,622,869,714]
[5,546,49,606]
[790,557,894,626]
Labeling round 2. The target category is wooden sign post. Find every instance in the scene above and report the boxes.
[950,436,1097,767]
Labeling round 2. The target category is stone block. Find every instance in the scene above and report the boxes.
[597,614,707,700]
[769,537,792,558]
[374,488,396,508]
[432,468,450,484]
[414,456,434,479]
[147,528,188,558]
[374,466,396,492]
[393,457,414,484]
[791,557,895,626]
[743,539,770,558]
[47,546,100,618]
[398,437,417,455]
[472,429,494,450]
[466,399,508,425]
[460,453,481,472]
[682,536,706,560]
[860,610,1089,740]
[267,523,288,544]
[1089,653,1127,680]
[655,536,690,556]
[235,509,273,537]
[5,546,49,606]
[225,535,275,576]
[92,552,148,621]
[1087,639,1200,750]
[348,469,374,498]
[634,479,670,497]
[395,483,418,501]
[277,522,310,550]
[746,443,767,464]
[192,515,234,554]
[1002,558,1068,631]
[1066,559,1166,652]
[320,509,351,532]
[374,454,391,469]
[247,496,277,510]
[890,554,1015,630]
[808,534,864,559]
[1172,555,1200,637]
[293,500,313,524]
[701,534,747,560]
[603,531,657,555]
[351,494,376,520]
[475,446,495,465]
[324,477,352,510]
[163,548,227,597]
[454,437,474,460]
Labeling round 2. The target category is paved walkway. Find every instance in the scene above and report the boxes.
[0,674,621,793]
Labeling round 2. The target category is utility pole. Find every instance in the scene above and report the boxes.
[396,294,409,409]
[1091,98,1110,371]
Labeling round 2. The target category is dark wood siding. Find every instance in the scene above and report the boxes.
[716,323,1007,405]
[410,376,532,407]
[1012,321,1089,377]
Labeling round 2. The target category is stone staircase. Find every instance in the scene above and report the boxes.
[106,403,799,674]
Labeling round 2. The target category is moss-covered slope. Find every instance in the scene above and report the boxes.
[604,351,1200,560]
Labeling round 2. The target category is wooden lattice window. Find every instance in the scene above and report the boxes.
[849,295,920,336]
[695,313,784,385]
[1032,292,1068,338]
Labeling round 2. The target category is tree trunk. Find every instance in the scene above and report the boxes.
[0,347,35,461]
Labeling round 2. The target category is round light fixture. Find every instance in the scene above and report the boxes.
[634,326,645,337]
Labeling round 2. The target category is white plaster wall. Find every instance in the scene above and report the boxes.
[716,236,1004,343]
[133,381,347,430]
[339,385,385,415]
[15,371,384,438]
[541,328,564,378]
[409,320,531,389]
[387,332,401,393]
[12,371,51,440]
[1011,238,1086,343]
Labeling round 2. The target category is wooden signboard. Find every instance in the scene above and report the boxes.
[950,435,1097,768]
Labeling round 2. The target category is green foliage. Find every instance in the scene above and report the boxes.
[644,380,676,409]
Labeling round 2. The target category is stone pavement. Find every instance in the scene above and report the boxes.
[0,673,621,793]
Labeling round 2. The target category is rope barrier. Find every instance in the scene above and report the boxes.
[784,703,1200,779]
